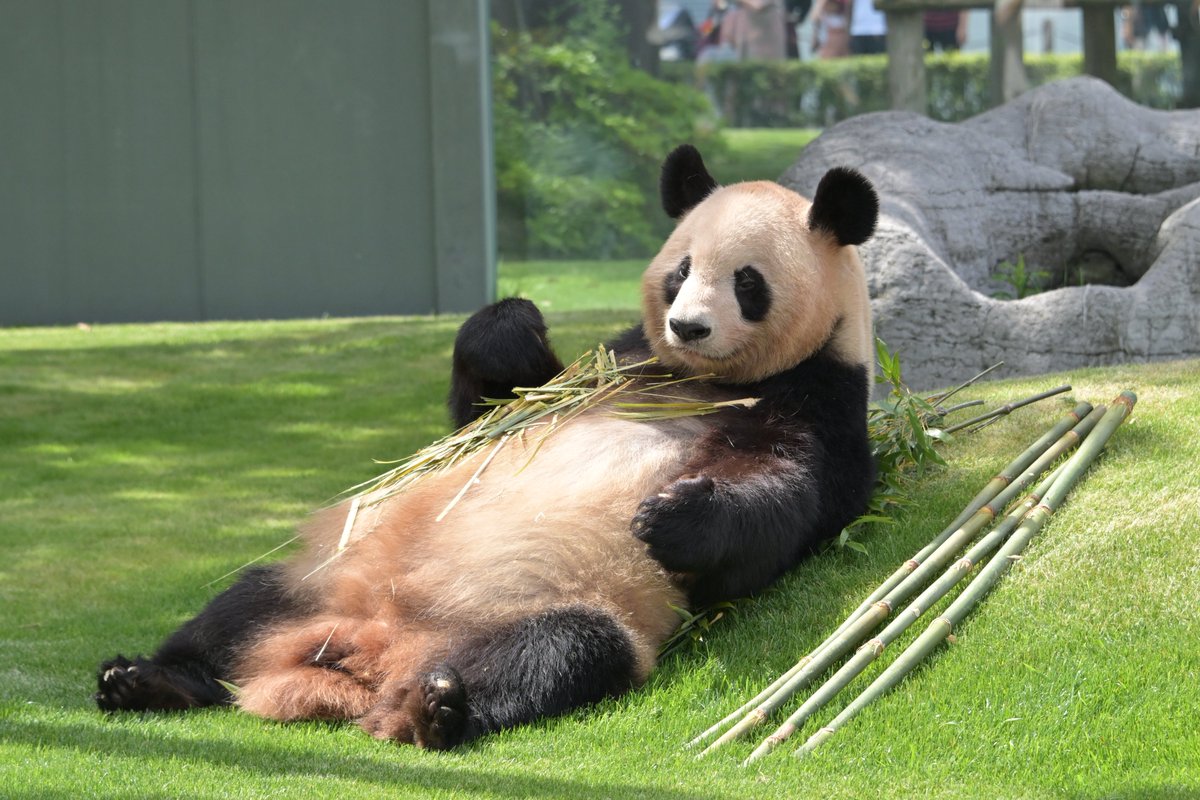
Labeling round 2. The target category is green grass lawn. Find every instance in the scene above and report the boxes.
[707,128,822,183]
[497,259,645,313]
[3,283,1198,797]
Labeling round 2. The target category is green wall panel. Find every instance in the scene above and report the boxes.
[59,0,202,322]
[193,0,437,319]
[0,1,65,321]
[0,0,492,325]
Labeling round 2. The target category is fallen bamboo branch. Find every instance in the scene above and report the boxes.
[926,362,1004,407]
[793,391,1136,758]
[943,385,1072,434]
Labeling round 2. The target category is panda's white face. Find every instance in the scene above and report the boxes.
[643,182,854,384]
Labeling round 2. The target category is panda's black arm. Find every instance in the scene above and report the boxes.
[632,434,835,606]
[448,298,565,429]
[632,360,876,607]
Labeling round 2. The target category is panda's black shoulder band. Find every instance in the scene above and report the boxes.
[807,167,879,247]
[660,145,719,220]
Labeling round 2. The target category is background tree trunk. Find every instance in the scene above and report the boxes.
[1173,1,1200,108]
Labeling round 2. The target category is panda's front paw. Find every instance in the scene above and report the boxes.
[632,475,721,572]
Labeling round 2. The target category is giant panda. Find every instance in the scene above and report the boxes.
[95,145,879,750]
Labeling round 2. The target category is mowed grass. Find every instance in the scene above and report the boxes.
[498,259,645,313]
[2,283,1198,798]
[706,128,822,183]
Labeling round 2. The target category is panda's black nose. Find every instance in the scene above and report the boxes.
[669,318,711,342]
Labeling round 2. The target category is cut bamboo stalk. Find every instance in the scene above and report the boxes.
[822,400,1091,645]
[743,460,1069,764]
[943,385,1072,434]
[794,392,1136,758]
[694,403,1098,756]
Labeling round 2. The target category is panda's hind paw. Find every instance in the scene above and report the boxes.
[414,665,468,750]
[360,665,469,749]
[96,654,195,712]
[96,654,138,711]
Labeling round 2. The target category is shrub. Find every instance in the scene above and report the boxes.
[493,3,722,260]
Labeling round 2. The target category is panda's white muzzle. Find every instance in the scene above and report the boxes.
[665,275,741,358]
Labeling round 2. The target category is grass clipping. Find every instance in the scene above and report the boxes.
[334,346,757,557]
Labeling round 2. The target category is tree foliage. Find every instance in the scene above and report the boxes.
[493,2,722,259]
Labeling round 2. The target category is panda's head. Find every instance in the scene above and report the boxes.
[642,145,878,385]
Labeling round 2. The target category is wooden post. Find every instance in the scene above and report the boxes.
[1081,5,1118,87]
[990,0,1028,105]
[885,9,927,112]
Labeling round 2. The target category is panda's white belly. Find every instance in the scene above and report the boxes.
[306,412,702,645]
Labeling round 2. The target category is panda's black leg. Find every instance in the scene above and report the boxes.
[448,297,564,428]
[362,606,640,749]
[95,564,301,712]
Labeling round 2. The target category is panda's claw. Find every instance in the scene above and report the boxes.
[95,654,165,711]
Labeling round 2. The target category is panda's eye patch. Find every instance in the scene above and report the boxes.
[734,266,770,322]
[663,255,691,305]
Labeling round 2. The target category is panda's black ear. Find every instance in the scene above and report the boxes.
[660,145,719,220]
[807,167,879,247]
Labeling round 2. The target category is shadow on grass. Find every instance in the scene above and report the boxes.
[4,715,722,800]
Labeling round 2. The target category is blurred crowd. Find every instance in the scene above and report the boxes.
[685,0,965,61]
[666,0,1183,62]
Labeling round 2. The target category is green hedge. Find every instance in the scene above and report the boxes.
[662,51,1182,128]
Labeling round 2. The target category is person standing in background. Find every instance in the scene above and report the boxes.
[722,0,788,60]
[848,0,887,54]
[923,8,967,50]
[810,0,851,57]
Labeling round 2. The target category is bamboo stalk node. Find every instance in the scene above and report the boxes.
[903,559,920,570]
[768,726,794,745]
[867,638,885,656]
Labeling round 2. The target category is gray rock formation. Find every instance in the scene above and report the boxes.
[780,77,1200,391]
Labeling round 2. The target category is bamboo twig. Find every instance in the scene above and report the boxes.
[794,392,1136,758]
[943,385,1072,434]
[693,403,1098,756]
[927,362,1004,406]
[939,399,986,416]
